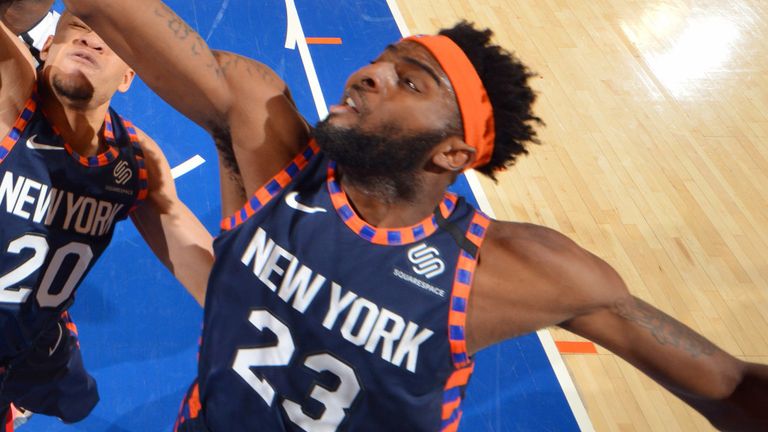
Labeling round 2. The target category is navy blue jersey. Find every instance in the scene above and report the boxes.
[195,141,490,431]
[0,93,147,361]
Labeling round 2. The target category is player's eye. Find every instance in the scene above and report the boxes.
[402,77,419,92]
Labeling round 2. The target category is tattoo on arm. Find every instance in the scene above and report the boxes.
[612,297,717,358]
[213,51,278,86]
[154,4,221,77]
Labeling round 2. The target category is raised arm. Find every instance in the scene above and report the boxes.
[64,0,311,212]
[471,222,768,430]
[62,0,231,131]
[1,0,53,35]
[0,1,39,131]
[130,127,214,306]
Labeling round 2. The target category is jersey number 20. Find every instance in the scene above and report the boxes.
[0,234,93,307]
[232,309,361,432]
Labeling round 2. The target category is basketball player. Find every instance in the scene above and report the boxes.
[66,0,768,430]
[0,0,212,427]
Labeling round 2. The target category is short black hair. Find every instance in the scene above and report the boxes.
[439,22,542,180]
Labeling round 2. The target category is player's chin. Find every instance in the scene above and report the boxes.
[52,67,93,84]
[326,113,364,132]
[315,113,344,130]
[51,73,96,103]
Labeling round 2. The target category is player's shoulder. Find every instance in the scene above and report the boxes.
[484,220,580,261]
[483,220,626,306]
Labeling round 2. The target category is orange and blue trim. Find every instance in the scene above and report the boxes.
[220,141,320,231]
[121,117,149,212]
[3,407,12,432]
[60,311,81,349]
[0,94,37,166]
[327,161,459,245]
[62,112,120,167]
[441,210,491,432]
[39,106,121,168]
[174,380,203,432]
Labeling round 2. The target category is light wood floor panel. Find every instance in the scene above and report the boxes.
[396,0,768,430]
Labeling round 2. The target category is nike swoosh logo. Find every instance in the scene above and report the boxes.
[26,134,64,151]
[285,191,327,214]
[48,322,64,357]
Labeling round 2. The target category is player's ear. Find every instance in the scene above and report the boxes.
[117,69,135,93]
[39,36,55,62]
[431,136,476,172]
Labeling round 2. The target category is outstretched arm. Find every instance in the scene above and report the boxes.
[1,0,53,34]
[130,127,214,306]
[471,222,768,431]
[563,295,768,431]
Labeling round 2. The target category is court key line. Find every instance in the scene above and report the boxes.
[284,0,328,119]
[171,155,206,179]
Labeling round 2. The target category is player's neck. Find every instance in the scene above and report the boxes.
[39,83,111,157]
[340,171,451,228]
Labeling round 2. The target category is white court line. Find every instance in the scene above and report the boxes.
[537,330,595,431]
[171,155,206,179]
[385,0,410,37]
[204,0,230,41]
[386,2,594,431]
[284,0,329,119]
[465,170,594,432]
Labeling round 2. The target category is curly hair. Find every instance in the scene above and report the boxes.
[438,22,543,180]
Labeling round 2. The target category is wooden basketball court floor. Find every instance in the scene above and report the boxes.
[25,0,768,430]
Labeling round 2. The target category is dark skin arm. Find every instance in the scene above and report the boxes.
[569,296,768,431]
[469,221,768,431]
[0,0,53,35]
[0,2,37,133]
[64,0,309,215]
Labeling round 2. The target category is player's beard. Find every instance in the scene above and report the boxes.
[313,118,445,202]
[52,71,94,103]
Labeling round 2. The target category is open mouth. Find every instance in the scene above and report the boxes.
[69,51,97,67]
[329,89,362,116]
[344,92,359,112]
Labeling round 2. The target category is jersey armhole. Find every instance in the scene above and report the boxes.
[220,140,320,231]
[0,93,37,166]
[447,210,490,367]
[119,116,149,213]
[440,210,491,432]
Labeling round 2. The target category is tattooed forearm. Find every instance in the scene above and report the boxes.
[154,4,221,77]
[612,297,717,358]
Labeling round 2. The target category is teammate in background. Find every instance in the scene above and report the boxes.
[0,0,212,427]
[66,0,768,431]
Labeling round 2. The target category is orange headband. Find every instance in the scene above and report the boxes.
[405,35,495,169]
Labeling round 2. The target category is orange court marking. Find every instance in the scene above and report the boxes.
[306,37,342,44]
[555,341,598,354]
